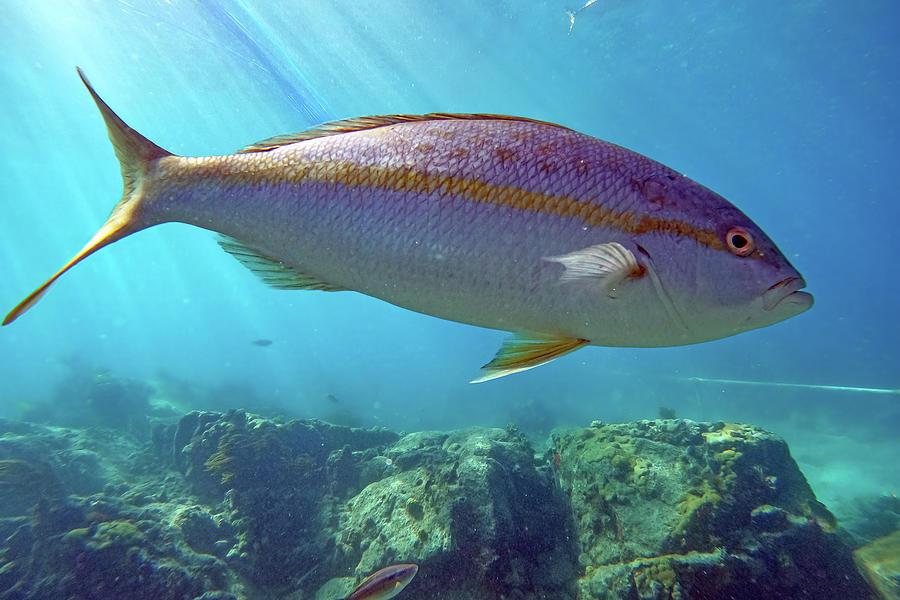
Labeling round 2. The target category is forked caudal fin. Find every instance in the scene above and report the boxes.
[2,67,172,326]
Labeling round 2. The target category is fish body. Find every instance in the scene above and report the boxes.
[340,564,418,600]
[3,69,812,380]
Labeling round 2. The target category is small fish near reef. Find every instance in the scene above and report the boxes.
[339,564,418,600]
[3,68,813,381]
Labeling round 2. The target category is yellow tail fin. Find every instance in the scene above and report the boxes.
[3,67,172,325]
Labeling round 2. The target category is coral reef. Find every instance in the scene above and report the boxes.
[0,412,879,600]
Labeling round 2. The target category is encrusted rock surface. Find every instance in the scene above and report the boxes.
[329,427,576,599]
[0,411,879,600]
[854,529,900,600]
[554,419,873,599]
[0,419,231,600]
[174,410,400,591]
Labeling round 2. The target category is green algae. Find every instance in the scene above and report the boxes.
[204,424,318,487]
[62,527,91,544]
[405,497,425,520]
[88,519,144,549]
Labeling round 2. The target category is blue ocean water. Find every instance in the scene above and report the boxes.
[0,0,896,523]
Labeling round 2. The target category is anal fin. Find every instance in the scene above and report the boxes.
[471,332,589,383]
[217,235,346,291]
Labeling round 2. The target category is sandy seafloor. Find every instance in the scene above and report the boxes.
[0,2,897,595]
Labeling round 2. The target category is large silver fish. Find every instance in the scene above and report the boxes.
[4,68,812,381]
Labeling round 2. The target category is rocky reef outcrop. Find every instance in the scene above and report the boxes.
[854,530,900,600]
[554,419,869,599]
[171,412,574,599]
[0,419,229,600]
[0,409,880,600]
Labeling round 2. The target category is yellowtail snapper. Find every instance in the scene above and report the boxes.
[3,68,813,381]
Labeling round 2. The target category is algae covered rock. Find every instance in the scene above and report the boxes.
[331,426,576,599]
[174,505,232,557]
[854,529,900,600]
[0,459,64,517]
[171,410,400,592]
[0,495,232,600]
[0,416,232,600]
[174,413,576,598]
[176,414,577,599]
[0,408,878,600]
[554,419,874,599]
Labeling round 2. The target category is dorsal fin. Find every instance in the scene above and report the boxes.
[237,113,569,154]
[217,236,347,291]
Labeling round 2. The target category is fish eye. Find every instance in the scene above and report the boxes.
[725,227,754,256]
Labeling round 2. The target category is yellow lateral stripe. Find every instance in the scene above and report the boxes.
[180,157,725,251]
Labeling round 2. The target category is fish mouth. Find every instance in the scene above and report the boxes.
[762,276,813,312]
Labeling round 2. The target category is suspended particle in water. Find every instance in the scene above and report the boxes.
[566,0,601,34]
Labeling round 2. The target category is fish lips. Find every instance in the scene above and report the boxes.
[762,276,813,312]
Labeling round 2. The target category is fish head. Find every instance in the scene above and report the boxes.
[633,193,813,344]
[705,219,812,333]
[382,563,418,598]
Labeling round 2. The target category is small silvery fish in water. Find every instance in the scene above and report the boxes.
[3,68,812,381]
[251,338,273,347]
[339,564,418,600]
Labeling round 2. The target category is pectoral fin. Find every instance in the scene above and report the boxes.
[471,333,589,383]
[544,242,644,297]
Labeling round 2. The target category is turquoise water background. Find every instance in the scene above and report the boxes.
[0,2,897,513]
